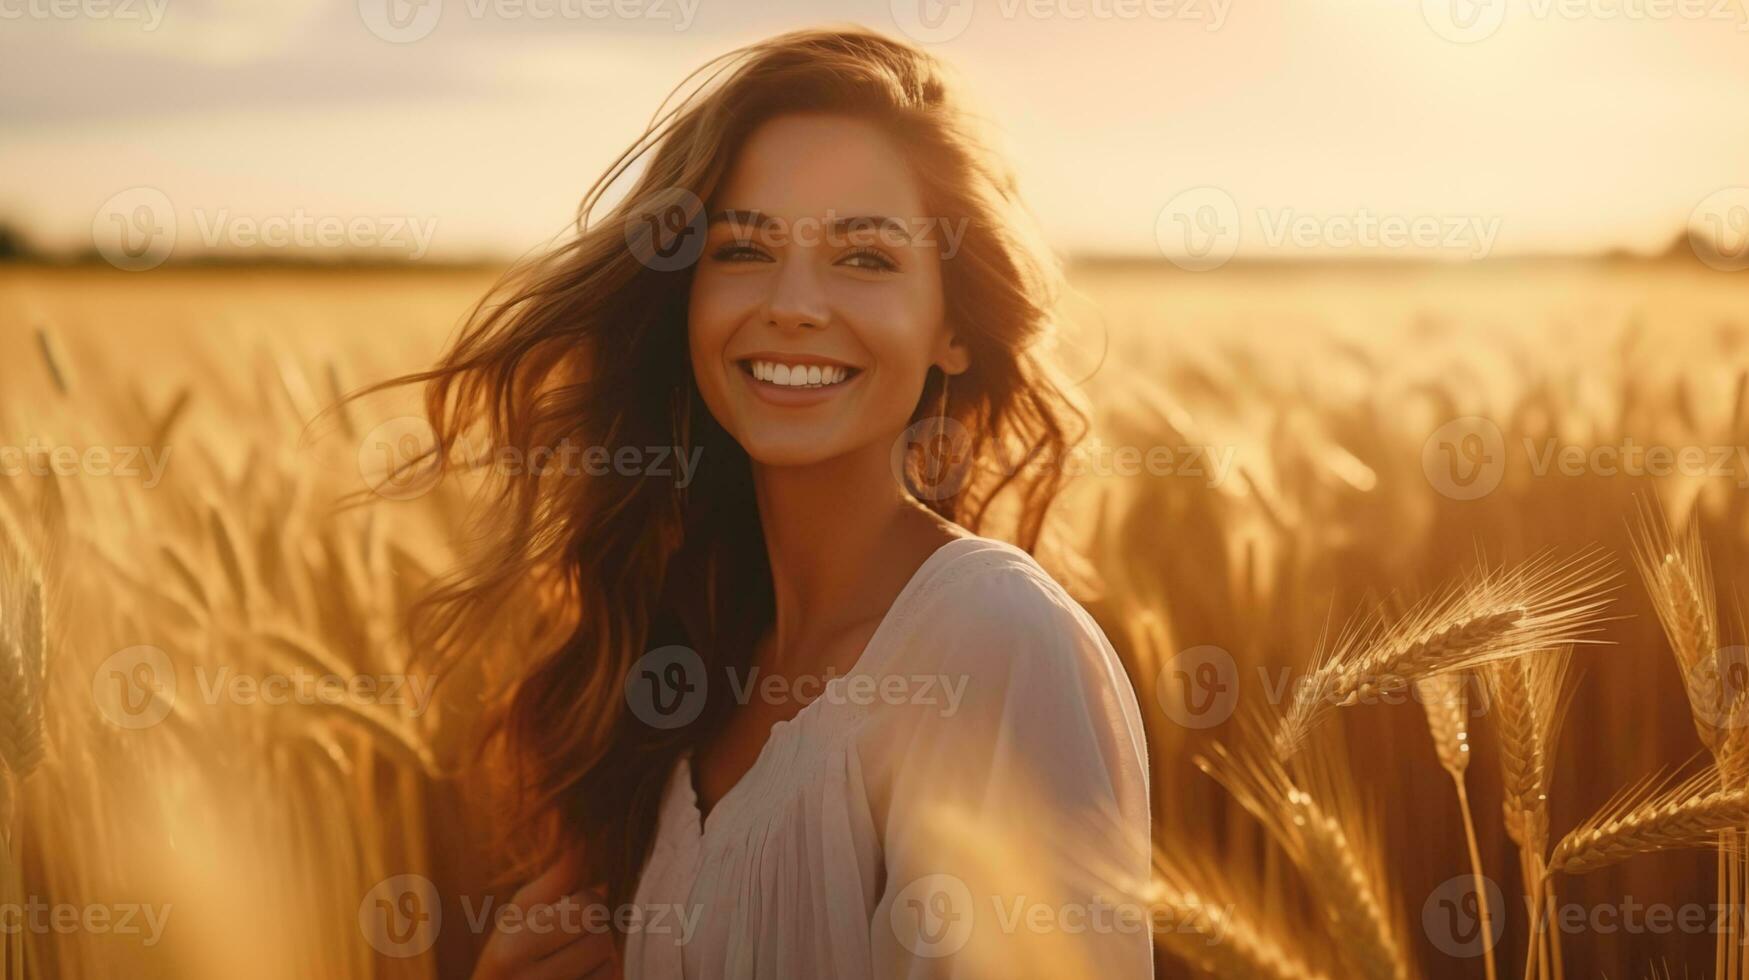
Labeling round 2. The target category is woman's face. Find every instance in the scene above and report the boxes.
[687,113,966,468]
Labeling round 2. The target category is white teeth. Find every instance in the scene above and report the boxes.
[746,360,853,388]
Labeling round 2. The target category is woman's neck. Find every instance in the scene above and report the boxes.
[750,443,954,669]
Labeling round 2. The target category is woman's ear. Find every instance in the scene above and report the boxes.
[936,332,971,376]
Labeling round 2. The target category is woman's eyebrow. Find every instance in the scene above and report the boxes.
[828,215,911,241]
[705,209,913,243]
[707,209,774,234]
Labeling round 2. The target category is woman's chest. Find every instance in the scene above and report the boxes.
[629,730,889,980]
[690,625,885,819]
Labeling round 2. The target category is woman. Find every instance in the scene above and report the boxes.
[412,27,1152,979]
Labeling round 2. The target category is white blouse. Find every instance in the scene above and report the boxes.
[625,536,1153,979]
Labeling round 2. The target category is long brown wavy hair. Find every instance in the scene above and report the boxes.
[390,26,1089,932]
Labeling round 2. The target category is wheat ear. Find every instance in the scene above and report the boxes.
[1278,549,1614,757]
[1417,672,1497,980]
[1199,738,1409,980]
[1489,648,1574,980]
[0,567,46,780]
[1630,499,1728,755]
[1152,856,1334,980]
[1550,769,1749,876]
[1628,499,1745,979]
[1490,650,1574,856]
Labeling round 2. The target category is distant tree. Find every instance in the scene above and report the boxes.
[0,221,33,261]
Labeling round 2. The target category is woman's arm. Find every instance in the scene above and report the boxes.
[868,564,1154,979]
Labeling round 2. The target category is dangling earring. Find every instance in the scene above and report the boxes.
[916,367,956,500]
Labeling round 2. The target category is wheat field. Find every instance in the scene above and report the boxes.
[1,256,1746,978]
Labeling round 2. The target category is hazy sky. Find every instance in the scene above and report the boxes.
[4,0,1748,262]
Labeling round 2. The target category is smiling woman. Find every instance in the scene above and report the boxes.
[373,27,1151,980]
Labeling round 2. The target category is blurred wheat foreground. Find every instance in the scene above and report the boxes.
[0,255,1746,977]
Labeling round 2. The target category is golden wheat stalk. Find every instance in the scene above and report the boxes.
[1490,649,1574,855]
[1277,549,1614,758]
[1416,671,1498,980]
[1550,770,1749,876]
[1629,499,1728,756]
[1418,672,1472,778]
[1152,857,1335,980]
[1627,499,1745,980]
[208,496,254,618]
[34,325,71,395]
[0,565,46,781]
[1199,738,1409,980]
[1489,648,1575,980]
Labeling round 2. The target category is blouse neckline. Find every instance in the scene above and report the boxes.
[678,533,993,841]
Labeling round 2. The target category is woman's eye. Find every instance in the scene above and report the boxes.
[711,243,772,263]
[839,247,898,272]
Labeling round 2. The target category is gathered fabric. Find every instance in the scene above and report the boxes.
[626,536,1153,979]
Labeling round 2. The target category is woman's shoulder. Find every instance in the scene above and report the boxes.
[896,534,1126,687]
[912,534,1096,623]
[872,531,1152,806]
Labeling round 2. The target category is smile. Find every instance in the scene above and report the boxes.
[738,358,861,389]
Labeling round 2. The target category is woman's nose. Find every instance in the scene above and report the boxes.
[762,256,831,331]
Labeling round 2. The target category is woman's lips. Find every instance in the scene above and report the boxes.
[735,357,864,406]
